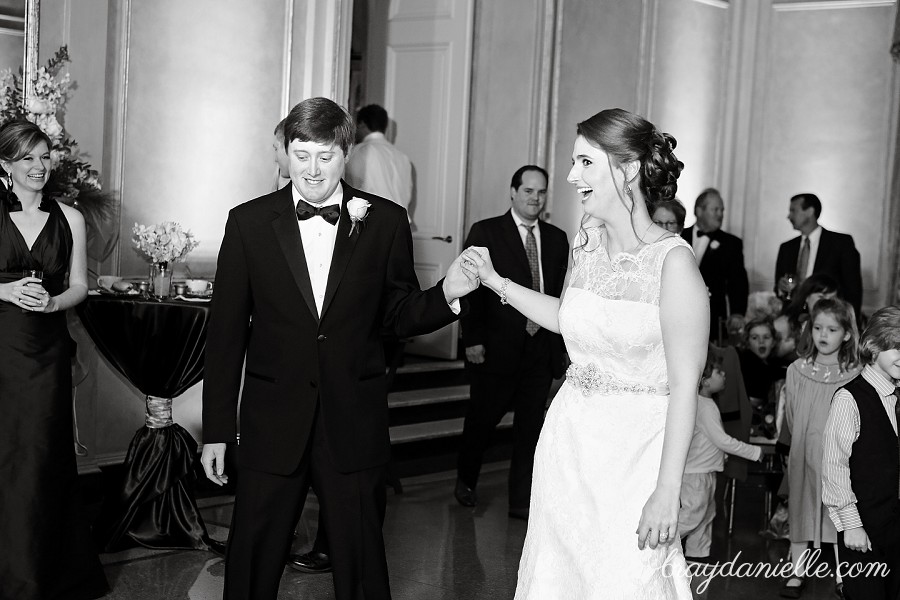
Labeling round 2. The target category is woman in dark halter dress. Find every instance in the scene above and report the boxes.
[0,120,107,599]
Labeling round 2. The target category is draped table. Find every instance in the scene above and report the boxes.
[78,293,218,552]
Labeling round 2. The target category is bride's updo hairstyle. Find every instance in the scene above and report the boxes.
[576,108,683,212]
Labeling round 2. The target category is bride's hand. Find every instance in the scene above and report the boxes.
[461,246,499,288]
[636,483,680,550]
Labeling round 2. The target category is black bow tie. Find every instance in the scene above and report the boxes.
[296,200,340,225]
[696,229,714,238]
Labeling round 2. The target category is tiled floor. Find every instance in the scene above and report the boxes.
[95,465,842,599]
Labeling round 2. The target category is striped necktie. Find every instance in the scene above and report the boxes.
[523,224,540,336]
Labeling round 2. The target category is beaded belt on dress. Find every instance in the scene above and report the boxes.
[566,362,669,397]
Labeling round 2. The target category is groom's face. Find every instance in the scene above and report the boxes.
[287,139,348,204]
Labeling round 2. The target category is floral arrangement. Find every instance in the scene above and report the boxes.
[132,221,200,265]
[0,46,116,260]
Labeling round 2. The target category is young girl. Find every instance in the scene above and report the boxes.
[779,298,860,598]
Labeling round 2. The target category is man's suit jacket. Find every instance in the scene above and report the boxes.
[681,226,749,329]
[202,181,458,475]
[774,228,862,317]
[460,211,569,379]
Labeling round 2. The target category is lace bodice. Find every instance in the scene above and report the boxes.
[559,227,691,388]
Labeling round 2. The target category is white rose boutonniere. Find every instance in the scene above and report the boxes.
[347,198,372,236]
[709,239,720,250]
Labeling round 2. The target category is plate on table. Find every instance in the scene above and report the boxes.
[183,289,213,299]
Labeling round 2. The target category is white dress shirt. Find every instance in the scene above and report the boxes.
[822,365,898,531]
[510,210,544,293]
[292,184,461,316]
[691,229,712,265]
[798,226,822,279]
[345,132,413,221]
[293,184,342,316]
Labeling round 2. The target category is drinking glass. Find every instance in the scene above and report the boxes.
[21,269,44,312]
[781,273,797,301]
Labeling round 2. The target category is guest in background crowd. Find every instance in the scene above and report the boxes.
[272,118,291,188]
[779,298,860,599]
[775,193,862,319]
[0,120,107,599]
[200,97,478,600]
[822,306,900,600]
[737,317,783,439]
[455,165,568,520]
[681,188,749,340]
[679,351,762,561]
[345,104,414,224]
[776,274,841,366]
[651,197,686,234]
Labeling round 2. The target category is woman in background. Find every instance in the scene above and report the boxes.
[464,108,707,598]
[0,120,107,599]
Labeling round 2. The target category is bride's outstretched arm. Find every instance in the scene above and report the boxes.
[463,246,563,334]
[636,245,709,550]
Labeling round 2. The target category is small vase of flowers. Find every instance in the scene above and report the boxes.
[132,221,200,297]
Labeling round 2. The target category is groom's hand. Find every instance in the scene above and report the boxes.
[443,252,481,303]
[201,442,229,486]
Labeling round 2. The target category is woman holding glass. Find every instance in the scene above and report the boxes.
[0,120,107,599]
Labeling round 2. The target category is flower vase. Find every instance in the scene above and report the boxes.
[152,262,172,298]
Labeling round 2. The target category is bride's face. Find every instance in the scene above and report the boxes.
[567,135,622,225]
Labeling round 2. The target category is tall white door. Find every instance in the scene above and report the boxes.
[366,0,474,359]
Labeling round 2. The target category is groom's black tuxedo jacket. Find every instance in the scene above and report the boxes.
[202,181,458,475]
[774,228,862,316]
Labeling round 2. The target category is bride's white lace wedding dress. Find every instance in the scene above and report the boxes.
[515,227,692,599]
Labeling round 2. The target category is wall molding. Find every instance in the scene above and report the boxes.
[545,0,564,222]
[103,0,131,274]
[692,0,730,7]
[531,0,557,168]
[280,0,293,117]
[773,0,894,11]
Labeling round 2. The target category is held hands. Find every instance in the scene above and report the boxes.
[843,526,871,553]
[0,277,51,311]
[636,483,680,550]
[443,251,482,302]
[461,246,498,288]
[201,442,229,486]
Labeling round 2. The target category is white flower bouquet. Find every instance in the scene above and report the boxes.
[132,221,200,264]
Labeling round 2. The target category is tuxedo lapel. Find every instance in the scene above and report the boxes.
[320,181,362,319]
[270,186,319,322]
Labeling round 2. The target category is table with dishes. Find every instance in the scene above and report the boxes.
[77,277,220,552]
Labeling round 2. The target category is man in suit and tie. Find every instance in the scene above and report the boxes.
[775,192,862,318]
[454,166,569,520]
[200,97,478,600]
[681,188,749,340]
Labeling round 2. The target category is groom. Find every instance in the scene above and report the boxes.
[201,97,477,600]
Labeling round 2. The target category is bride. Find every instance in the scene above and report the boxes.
[463,108,708,598]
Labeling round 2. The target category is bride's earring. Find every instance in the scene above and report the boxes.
[623,181,633,200]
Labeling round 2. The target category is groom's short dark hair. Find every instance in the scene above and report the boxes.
[283,97,355,155]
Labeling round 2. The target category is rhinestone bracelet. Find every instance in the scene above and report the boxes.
[499,277,510,305]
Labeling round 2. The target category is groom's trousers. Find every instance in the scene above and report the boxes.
[224,404,390,600]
